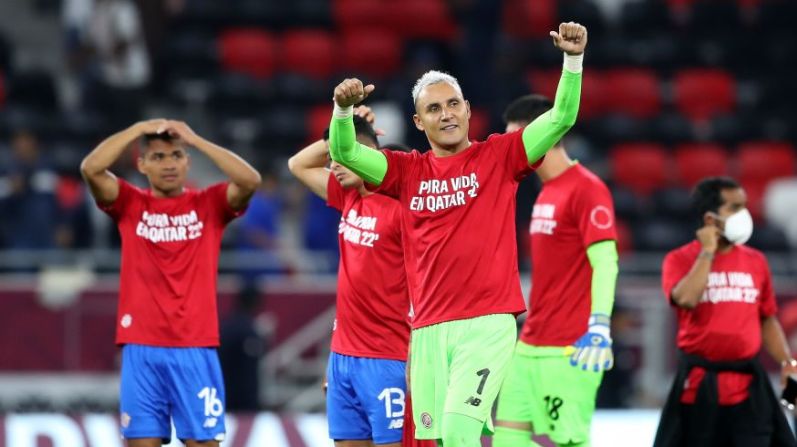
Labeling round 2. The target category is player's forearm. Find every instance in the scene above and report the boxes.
[328,106,388,185]
[288,139,329,172]
[762,316,792,364]
[671,252,713,309]
[80,124,141,176]
[522,55,582,164]
[192,137,261,191]
[587,240,618,316]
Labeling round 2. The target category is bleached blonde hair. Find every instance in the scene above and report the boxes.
[411,70,463,105]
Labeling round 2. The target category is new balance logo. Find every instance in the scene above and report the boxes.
[203,417,217,428]
[388,418,404,429]
[464,396,482,407]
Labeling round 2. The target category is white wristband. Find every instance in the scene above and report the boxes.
[333,103,353,119]
[563,53,584,74]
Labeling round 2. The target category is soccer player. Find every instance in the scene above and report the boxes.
[288,107,411,447]
[654,177,797,446]
[493,94,618,447]
[80,119,261,447]
[328,22,588,447]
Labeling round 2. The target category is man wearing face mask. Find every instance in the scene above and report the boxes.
[654,177,797,446]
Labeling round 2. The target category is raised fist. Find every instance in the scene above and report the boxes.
[550,22,588,55]
[333,78,375,108]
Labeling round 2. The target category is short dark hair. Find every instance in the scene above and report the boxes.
[143,132,177,146]
[692,176,741,226]
[503,94,553,126]
[380,142,412,153]
[323,115,379,148]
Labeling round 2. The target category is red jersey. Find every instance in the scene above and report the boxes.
[100,179,242,347]
[662,240,777,404]
[371,131,539,328]
[520,163,617,346]
[327,175,410,360]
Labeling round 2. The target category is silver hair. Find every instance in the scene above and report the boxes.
[411,70,463,105]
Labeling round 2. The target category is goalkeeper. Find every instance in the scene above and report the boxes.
[493,94,619,447]
[329,21,588,447]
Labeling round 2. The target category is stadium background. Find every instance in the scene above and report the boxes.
[0,0,796,445]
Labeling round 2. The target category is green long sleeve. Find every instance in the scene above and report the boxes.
[522,69,582,164]
[586,240,619,316]
[328,114,388,186]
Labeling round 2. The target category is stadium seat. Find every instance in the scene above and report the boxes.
[257,107,308,146]
[737,141,796,185]
[603,69,661,119]
[615,218,634,253]
[388,0,458,41]
[281,30,337,79]
[502,0,556,39]
[468,108,490,142]
[292,0,334,27]
[218,29,277,79]
[340,30,402,78]
[673,69,735,122]
[674,143,730,187]
[610,143,670,196]
[334,0,388,30]
[306,104,333,144]
[526,69,603,119]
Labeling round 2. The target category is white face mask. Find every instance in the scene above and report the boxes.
[722,208,754,245]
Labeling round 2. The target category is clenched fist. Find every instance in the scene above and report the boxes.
[550,22,588,55]
[333,78,375,108]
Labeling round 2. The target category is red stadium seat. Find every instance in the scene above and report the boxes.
[737,141,796,184]
[281,30,337,79]
[737,141,796,220]
[610,143,671,196]
[673,69,735,122]
[388,0,458,41]
[603,69,661,118]
[615,218,634,253]
[340,30,402,78]
[674,143,730,188]
[503,0,556,38]
[334,0,388,30]
[306,104,333,144]
[526,69,604,119]
[468,108,490,141]
[218,29,277,79]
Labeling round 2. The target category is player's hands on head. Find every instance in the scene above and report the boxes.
[334,78,375,108]
[696,224,721,254]
[136,119,168,135]
[157,120,200,146]
[550,22,588,55]
[566,314,613,373]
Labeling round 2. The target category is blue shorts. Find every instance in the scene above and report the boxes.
[326,352,407,444]
[120,344,226,443]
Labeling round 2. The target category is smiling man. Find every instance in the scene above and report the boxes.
[327,22,588,447]
[80,119,261,447]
